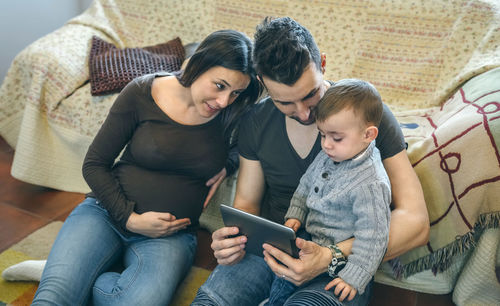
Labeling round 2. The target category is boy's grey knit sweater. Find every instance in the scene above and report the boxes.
[285,141,391,294]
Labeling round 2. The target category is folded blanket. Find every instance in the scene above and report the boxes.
[394,67,500,277]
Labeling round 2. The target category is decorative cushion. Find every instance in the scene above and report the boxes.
[89,36,185,95]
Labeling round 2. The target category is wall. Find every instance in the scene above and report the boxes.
[0,0,93,83]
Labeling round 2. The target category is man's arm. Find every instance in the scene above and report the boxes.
[233,156,266,214]
[382,150,430,260]
[211,156,266,265]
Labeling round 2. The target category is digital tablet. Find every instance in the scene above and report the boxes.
[220,204,299,258]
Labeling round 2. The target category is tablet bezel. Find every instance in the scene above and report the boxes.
[220,204,299,258]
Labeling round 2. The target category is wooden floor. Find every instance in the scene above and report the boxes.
[0,136,84,253]
[0,136,455,305]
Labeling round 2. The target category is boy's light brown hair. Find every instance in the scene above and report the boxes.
[316,79,383,127]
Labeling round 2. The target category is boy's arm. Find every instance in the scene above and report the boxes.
[285,151,325,223]
[284,219,302,232]
[284,165,314,224]
[382,151,430,260]
[325,277,357,302]
[335,150,429,260]
[336,180,391,294]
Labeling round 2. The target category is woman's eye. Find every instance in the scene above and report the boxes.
[216,83,225,90]
[333,138,343,142]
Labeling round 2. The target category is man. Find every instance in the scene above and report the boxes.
[192,17,429,306]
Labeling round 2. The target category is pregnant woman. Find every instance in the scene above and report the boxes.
[32,29,260,306]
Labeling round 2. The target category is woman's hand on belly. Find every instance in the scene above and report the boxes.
[126,211,191,238]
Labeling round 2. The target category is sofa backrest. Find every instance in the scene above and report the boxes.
[72,0,500,110]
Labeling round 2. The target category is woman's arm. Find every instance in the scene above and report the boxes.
[84,79,193,236]
[203,168,227,208]
[82,82,140,229]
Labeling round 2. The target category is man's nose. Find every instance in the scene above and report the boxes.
[296,103,311,121]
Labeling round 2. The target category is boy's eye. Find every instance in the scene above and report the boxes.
[319,132,325,138]
[278,102,293,106]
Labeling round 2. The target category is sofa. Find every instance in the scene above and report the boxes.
[0,0,499,304]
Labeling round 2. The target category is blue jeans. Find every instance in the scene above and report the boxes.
[32,197,197,306]
[191,254,373,306]
[266,275,297,306]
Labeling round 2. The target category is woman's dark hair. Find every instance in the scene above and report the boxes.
[177,30,261,141]
[254,17,321,85]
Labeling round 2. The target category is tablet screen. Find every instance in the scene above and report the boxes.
[220,204,299,258]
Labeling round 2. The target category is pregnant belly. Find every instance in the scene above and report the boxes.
[115,165,208,223]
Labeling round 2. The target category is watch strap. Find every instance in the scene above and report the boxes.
[327,244,347,278]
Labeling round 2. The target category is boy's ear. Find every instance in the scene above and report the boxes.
[365,126,378,142]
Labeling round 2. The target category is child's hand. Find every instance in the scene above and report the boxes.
[325,277,357,302]
[284,219,301,232]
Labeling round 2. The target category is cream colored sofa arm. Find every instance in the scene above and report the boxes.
[3,23,101,112]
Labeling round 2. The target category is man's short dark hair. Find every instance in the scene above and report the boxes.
[253,17,321,85]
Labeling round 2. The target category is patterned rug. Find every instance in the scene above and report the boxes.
[0,222,211,305]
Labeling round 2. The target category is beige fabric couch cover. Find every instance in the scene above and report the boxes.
[0,0,499,303]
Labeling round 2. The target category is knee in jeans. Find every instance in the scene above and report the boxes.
[191,287,220,306]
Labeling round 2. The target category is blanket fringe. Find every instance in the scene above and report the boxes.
[392,211,500,279]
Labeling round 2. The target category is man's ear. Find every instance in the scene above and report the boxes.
[321,53,326,74]
[365,126,378,142]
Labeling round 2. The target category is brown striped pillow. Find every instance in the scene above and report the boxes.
[89,36,185,96]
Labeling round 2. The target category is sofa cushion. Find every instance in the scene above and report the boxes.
[89,36,185,96]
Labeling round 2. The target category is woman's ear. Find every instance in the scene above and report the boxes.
[257,75,265,87]
[321,53,326,74]
[364,126,378,142]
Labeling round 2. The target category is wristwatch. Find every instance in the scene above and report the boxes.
[327,244,347,278]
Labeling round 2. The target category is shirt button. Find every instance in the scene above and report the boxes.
[322,172,328,178]
[314,186,319,193]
